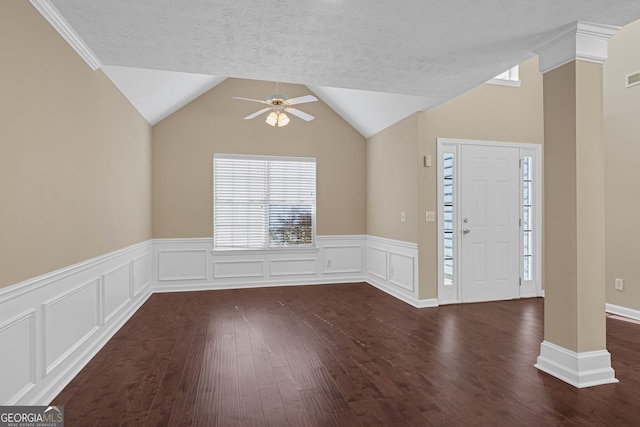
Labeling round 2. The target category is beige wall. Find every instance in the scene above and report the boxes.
[366,114,419,243]
[0,2,152,289]
[417,57,544,299]
[604,20,640,311]
[152,78,366,238]
[542,61,608,352]
[541,62,578,350]
[366,57,544,299]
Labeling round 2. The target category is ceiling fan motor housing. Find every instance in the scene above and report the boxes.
[266,94,288,105]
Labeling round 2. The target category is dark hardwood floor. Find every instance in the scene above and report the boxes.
[53,283,640,426]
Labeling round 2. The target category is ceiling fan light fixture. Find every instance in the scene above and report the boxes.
[265,111,278,126]
[235,87,316,127]
[277,112,290,127]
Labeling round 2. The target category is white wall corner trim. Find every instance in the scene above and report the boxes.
[534,21,620,74]
[606,303,640,321]
[29,0,102,71]
[534,341,618,388]
[0,241,152,405]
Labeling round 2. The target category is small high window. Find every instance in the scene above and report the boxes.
[487,65,521,87]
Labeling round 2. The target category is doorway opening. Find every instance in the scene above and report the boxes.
[437,138,541,304]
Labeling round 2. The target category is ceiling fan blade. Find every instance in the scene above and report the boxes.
[243,107,272,120]
[285,95,318,105]
[233,96,272,105]
[285,107,315,121]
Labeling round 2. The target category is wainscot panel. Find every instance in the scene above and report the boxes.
[0,310,35,404]
[270,258,317,277]
[132,253,151,297]
[367,246,388,281]
[152,236,367,292]
[366,236,435,308]
[0,241,152,405]
[43,279,100,375]
[102,263,132,324]
[158,249,207,281]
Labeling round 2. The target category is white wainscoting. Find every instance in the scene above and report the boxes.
[366,236,437,308]
[152,236,367,292]
[0,241,152,405]
[0,234,442,405]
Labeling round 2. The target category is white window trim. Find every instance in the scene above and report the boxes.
[213,153,317,251]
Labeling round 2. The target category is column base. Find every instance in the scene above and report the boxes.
[534,340,618,388]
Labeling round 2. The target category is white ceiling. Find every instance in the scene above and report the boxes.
[44,0,640,137]
[102,66,227,125]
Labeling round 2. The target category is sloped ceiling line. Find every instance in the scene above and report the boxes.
[30,0,640,137]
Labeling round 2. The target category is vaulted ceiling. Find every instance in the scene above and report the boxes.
[36,0,640,137]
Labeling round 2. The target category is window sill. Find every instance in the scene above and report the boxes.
[485,78,522,87]
[211,246,320,256]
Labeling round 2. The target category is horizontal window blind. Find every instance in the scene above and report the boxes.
[214,154,316,250]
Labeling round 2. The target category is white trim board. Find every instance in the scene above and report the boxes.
[534,340,618,388]
[29,0,102,70]
[606,303,640,322]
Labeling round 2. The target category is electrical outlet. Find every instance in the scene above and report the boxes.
[425,211,435,222]
[615,278,624,291]
[326,259,332,268]
[400,212,407,223]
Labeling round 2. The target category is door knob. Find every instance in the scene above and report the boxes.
[462,228,470,234]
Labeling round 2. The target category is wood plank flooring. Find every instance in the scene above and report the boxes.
[53,283,640,426]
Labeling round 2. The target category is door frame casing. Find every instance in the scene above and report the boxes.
[436,138,542,305]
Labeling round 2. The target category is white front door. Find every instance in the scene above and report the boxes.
[460,144,520,302]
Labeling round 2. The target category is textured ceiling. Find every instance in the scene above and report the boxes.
[46,0,640,136]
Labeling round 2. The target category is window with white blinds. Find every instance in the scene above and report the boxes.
[213,154,316,250]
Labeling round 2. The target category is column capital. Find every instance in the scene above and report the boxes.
[534,21,620,74]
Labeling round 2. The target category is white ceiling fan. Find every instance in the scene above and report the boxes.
[233,84,318,127]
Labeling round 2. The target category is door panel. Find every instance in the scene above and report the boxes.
[460,145,520,302]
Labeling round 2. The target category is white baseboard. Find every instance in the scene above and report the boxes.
[606,303,640,321]
[534,340,618,388]
[154,277,367,293]
[366,277,437,308]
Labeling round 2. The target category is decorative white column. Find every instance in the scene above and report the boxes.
[533,21,620,388]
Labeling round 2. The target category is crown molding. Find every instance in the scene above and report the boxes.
[534,21,620,74]
[29,0,102,71]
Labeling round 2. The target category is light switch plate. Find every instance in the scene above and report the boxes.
[425,211,435,222]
